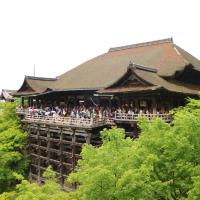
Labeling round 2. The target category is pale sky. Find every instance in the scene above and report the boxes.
[0,0,200,92]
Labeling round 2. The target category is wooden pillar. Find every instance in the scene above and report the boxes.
[59,128,64,187]
[28,97,31,107]
[28,124,32,182]
[71,128,76,170]
[119,95,122,107]
[135,99,139,111]
[152,97,157,114]
[86,132,91,144]
[36,97,39,108]
[37,124,41,184]
[42,97,45,108]
[30,97,33,107]
[21,97,24,107]
[161,102,165,113]
[47,126,50,166]
[109,97,111,110]
[74,95,77,106]
[122,94,125,107]
[169,97,173,110]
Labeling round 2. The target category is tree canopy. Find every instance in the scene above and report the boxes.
[0,166,70,200]
[0,102,28,193]
[68,98,200,200]
[1,98,200,199]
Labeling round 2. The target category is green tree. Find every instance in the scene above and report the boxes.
[187,176,200,200]
[0,166,70,200]
[1,98,200,199]
[68,98,200,200]
[0,102,28,193]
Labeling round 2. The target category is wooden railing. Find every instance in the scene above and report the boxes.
[24,114,106,128]
[16,108,27,115]
[114,112,171,122]
[16,108,172,127]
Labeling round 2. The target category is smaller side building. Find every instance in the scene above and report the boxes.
[0,89,16,102]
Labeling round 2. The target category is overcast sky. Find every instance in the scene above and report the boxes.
[0,0,199,91]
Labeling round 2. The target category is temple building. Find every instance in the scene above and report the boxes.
[0,89,16,102]
[15,38,200,108]
[15,38,200,187]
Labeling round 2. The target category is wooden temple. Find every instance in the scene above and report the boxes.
[0,89,16,102]
[15,38,200,187]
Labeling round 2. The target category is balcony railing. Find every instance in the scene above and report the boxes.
[16,108,27,115]
[16,108,172,128]
[24,114,107,128]
[114,112,171,122]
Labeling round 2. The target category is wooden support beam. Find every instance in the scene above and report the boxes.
[47,126,50,166]
[37,124,41,184]
[152,97,157,114]
[59,127,64,187]
[27,124,33,182]
[71,128,76,171]
[85,132,91,144]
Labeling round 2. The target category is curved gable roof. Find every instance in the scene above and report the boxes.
[98,63,200,95]
[54,38,200,91]
[15,76,56,96]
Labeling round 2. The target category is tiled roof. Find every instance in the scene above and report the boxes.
[14,76,56,96]
[98,64,200,95]
[15,38,200,96]
[54,38,200,90]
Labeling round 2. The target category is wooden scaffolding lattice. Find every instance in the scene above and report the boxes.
[26,120,104,188]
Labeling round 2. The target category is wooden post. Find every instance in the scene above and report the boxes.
[109,97,111,111]
[169,97,173,110]
[161,102,165,113]
[135,99,139,111]
[28,97,31,107]
[27,124,32,182]
[59,127,64,187]
[47,126,50,166]
[30,97,33,107]
[37,124,41,184]
[36,97,39,108]
[86,132,91,144]
[21,97,24,107]
[71,128,76,170]
[152,97,157,114]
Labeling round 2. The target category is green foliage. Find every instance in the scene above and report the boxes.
[43,166,56,181]
[187,176,200,200]
[0,166,69,200]
[0,102,19,132]
[68,98,200,200]
[0,102,28,193]
[1,98,200,199]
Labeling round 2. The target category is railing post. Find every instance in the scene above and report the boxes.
[90,117,93,126]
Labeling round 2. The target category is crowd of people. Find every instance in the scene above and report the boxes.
[18,103,170,120]
[19,105,112,119]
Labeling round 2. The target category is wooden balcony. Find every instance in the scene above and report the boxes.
[16,108,172,128]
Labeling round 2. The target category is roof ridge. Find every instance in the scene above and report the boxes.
[25,75,57,81]
[128,62,158,73]
[109,38,173,52]
[2,89,16,92]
